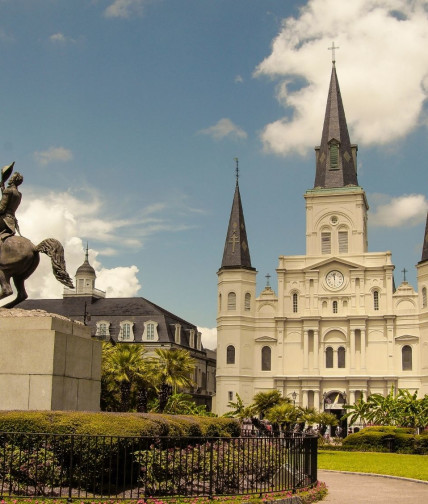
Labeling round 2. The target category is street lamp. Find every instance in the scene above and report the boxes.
[291,391,297,406]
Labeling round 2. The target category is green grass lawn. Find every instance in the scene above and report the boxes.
[318,450,428,481]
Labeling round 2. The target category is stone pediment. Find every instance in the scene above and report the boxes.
[303,256,362,272]
[255,336,277,343]
[395,335,419,342]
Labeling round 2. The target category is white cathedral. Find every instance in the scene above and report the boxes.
[215,62,428,418]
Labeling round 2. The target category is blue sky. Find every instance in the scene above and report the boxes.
[2,0,428,349]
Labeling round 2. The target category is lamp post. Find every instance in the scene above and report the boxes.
[292,391,297,406]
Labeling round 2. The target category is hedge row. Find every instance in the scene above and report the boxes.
[0,410,240,438]
[342,426,428,454]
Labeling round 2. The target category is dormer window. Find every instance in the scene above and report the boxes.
[142,321,159,342]
[189,329,195,348]
[118,320,134,342]
[174,324,181,344]
[96,320,110,339]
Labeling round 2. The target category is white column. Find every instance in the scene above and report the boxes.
[350,390,356,405]
[314,390,320,410]
[314,330,319,370]
[350,329,355,370]
[303,330,309,369]
[361,328,366,370]
[302,390,308,408]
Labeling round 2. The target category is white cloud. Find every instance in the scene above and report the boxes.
[104,0,148,19]
[255,0,428,156]
[198,118,247,141]
[49,33,76,44]
[0,185,201,304]
[198,326,217,350]
[235,75,244,84]
[34,146,73,166]
[370,193,428,227]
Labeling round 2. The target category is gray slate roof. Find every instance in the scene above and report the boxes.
[314,63,359,189]
[17,296,202,349]
[220,181,254,271]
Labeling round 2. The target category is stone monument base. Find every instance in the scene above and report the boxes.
[0,309,101,411]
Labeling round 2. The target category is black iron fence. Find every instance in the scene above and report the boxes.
[0,432,317,500]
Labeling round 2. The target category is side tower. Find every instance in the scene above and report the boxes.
[216,165,257,414]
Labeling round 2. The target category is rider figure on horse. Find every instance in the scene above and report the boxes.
[0,163,22,241]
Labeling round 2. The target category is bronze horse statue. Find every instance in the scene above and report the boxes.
[0,235,74,308]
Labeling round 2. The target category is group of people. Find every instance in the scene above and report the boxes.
[240,418,343,438]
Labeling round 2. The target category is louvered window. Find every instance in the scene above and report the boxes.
[423,288,427,308]
[228,292,236,310]
[245,293,251,311]
[402,345,412,371]
[338,347,345,368]
[330,143,339,170]
[338,231,348,253]
[326,347,333,368]
[321,232,331,254]
[227,345,235,364]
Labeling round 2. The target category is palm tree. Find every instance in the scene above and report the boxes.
[252,390,288,418]
[102,342,150,411]
[224,393,255,420]
[152,348,196,412]
[265,403,300,433]
[343,397,370,426]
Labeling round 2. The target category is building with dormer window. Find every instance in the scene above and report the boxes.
[18,247,216,409]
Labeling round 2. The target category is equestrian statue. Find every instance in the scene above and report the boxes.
[0,162,74,308]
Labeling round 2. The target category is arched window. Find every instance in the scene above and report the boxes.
[402,345,412,371]
[226,345,235,365]
[373,290,379,311]
[227,292,236,310]
[292,293,298,313]
[245,293,251,311]
[321,231,331,254]
[338,230,348,253]
[326,347,333,368]
[332,301,338,313]
[261,346,271,371]
[338,347,346,368]
[423,287,427,308]
[218,293,222,311]
[119,320,134,341]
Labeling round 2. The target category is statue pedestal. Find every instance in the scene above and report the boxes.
[0,310,101,411]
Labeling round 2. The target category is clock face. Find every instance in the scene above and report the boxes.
[326,270,344,289]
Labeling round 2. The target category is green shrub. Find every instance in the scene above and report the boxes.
[342,426,417,453]
[0,411,239,438]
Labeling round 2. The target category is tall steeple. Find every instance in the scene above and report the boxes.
[420,214,428,263]
[314,62,358,189]
[220,160,254,270]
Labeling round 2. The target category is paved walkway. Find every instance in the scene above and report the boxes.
[318,470,428,503]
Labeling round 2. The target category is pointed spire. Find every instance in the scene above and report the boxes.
[314,63,358,189]
[220,161,254,271]
[85,242,89,263]
[420,213,428,263]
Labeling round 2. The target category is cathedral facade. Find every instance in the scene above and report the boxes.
[215,63,428,418]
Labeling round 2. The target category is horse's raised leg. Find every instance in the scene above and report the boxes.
[0,269,13,301]
[2,274,28,308]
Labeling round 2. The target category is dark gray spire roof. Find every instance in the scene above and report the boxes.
[220,180,254,271]
[314,64,358,189]
[76,244,96,277]
[420,213,428,263]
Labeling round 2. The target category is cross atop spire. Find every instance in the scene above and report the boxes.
[234,157,239,185]
[328,42,339,65]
